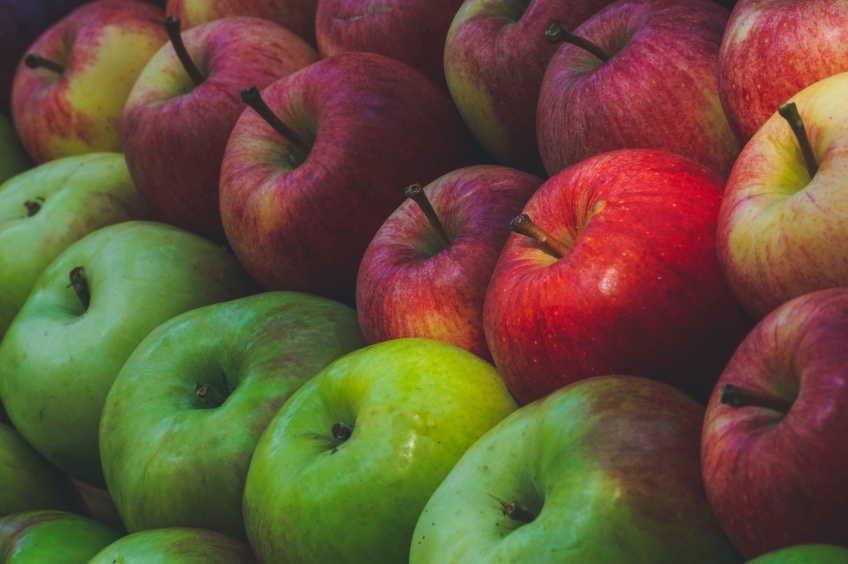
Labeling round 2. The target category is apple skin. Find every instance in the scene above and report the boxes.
[0,112,32,184]
[717,72,848,321]
[536,0,740,179]
[10,0,168,164]
[121,16,317,243]
[0,510,122,563]
[483,149,750,406]
[444,0,616,176]
[0,152,151,338]
[100,291,365,541]
[220,52,484,305]
[88,527,257,563]
[411,375,741,563]
[747,545,848,564]
[701,288,848,559]
[719,0,848,144]
[0,220,258,488]
[166,0,319,47]
[242,338,519,563]
[315,0,464,91]
[356,165,542,362]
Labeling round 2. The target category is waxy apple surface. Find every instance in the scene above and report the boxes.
[88,527,257,563]
[0,510,122,563]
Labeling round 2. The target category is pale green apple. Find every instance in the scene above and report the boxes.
[88,527,257,563]
[0,510,121,563]
[100,291,365,540]
[410,375,741,563]
[0,152,150,337]
[243,337,519,563]
[746,544,848,563]
[0,113,31,183]
[0,220,257,487]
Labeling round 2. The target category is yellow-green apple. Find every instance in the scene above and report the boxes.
[483,149,750,405]
[100,291,365,540]
[717,72,848,320]
[121,16,317,243]
[242,338,519,563]
[166,0,319,47]
[0,510,122,562]
[219,52,484,305]
[537,0,740,179]
[0,152,150,338]
[10,0,168,164]
[0,220,257,488]
[410,375,741,563]
[0,423,82,518]
[747,545,848,564]
[356,165,542,362]
[718,0,848,144]
[89,527,257,563]
[315,0,464,91]
[701,288,848,559]
[445,0,615,176]
[0,113,32,183]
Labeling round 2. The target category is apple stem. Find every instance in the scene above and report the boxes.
[331,422,354,444]
[404,183,451,248]
[67,266,90,310]
[544,23,610,63]
[488,494,536,524]
[23,53,65,74]
[163,17,205,86]
[240,86,310,155]
[24,197,44,217]
[511,214,569,259]
[777,102,818,179]
[719,383,793,413]
[194,373,234,408]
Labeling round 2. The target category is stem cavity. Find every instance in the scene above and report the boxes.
[24,54,65,74]
[241,86,310,156]
[163,17,205,86]
[545,23,611,63]
[778,102,818,179]
[24,197,45,216]
[719,383,793,414]
[404,183,451,248]
[489,494,536,524]
[194,373,235,408]
[511,214,569,259]
[67,266,90,310]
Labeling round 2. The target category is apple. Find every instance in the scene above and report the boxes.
[0,112,32,184]
[356,165,542,362]
[166,0,319,47]
[315,0,464,91]
[0,510,122,563]
[0,152,151,338]
[121,16,318,243]
[717,72,848,320]
[243,337,519,563]
[444,0,616,175]
[219,52,484,305]
[0,220,258,488]
[100,291,365,540]
[88,527,257,563]
[747,545,848,564]
[718,0,848,144]
[410,375,740,563]
[0,423,82,518]
[483,149,750,406]
[10,0,168,164]
[701,288,848,559]
[536,0,740,179]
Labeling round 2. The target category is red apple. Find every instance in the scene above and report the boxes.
[219,52,483,305]
[121,16,318,242]
[537,0,740,179]
[356,165,542,362]
[701,287,848,559]
[483,149,750,405]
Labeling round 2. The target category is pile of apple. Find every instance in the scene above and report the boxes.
[2,0,848,562]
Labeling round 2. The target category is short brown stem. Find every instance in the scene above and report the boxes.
[24,53,65,74]
[24,197,44,216]
[720,383,793,414]
[404,183,451,248]
[331,422,354,444]
[545,23,610,63]
[511,214,569,259]
[67,266,90,310]
[163,17,204,86]
[488,494,536,524]
[777,102,818,179]
[241,86,310,155]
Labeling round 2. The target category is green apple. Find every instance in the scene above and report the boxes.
[243,337,519,563]
[0,510,122,563]
[0,423,82,518]
[0,220,257,488]
[0,152,150,337]
[88,527,257,563]
[0,113,31,184]
[746,544,848,563]
[100,291,365,540]
[410,375,741,563]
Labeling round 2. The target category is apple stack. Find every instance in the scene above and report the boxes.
[2,0,848,562]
